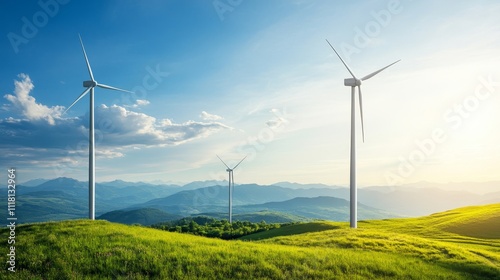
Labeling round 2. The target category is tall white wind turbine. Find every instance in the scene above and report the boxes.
[217,155,247,223]
[326,39,400,228]
[64,35,134,220]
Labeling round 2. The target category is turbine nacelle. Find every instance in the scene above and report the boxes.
[226,168,232,172]
[83,80,97,88]
[344,78,361,87]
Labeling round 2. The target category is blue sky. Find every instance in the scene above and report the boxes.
[1,0,499,186]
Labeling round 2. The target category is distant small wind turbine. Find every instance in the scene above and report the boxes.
[64,34,134,220]
[217,155,247,223]
[326,39,400,228]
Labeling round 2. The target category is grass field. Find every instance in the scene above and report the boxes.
[1,203,499,279]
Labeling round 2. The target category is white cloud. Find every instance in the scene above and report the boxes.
[4,74,64,125]
[96,149,124,158]
[0,106,232,167]
[200,111,223,121]
[136,99,150,106]
[96,105,232,146]
[161,118,173,126]
[0,74,234,168]
[124,99,150,108]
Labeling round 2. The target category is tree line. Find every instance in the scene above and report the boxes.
[151,216,295,240]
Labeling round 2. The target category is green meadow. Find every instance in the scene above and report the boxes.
[1,203,499,279]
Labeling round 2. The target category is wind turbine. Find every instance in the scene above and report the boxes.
[326,39,400,228]
[216,155,247,223]
[64,35,134,220]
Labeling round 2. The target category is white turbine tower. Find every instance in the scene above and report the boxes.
[64,35,134,220]
[326,39,400,228]
[217,155,247,223]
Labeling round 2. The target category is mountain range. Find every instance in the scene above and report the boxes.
[3,177,498,224]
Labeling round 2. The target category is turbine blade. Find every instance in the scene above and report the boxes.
[232,155,247,170]
[97,83,134,94]
[361,59,400,81]
[358,86,365,143]
[325,39,357,79]
[216,155,230,169]
[79,34,95,81]
[64,87,91,114]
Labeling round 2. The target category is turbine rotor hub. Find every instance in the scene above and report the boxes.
[83,80,97,88]
[344,78,361,87]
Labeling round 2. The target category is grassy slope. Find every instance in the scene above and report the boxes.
[245,203,500,279]
[429,204,500,239]
[0,204,498,279]
[239,222,340,241]
[0,221,471,279]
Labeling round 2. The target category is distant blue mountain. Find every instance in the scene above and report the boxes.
[272,182,339,189]
[130,184,313,213]
[240,196,395,221]
[128,185,395,220]
[100,179,180,188]
[19,178,50,187]
[20,177,87,196]
[5,177,499,224]
[179,180,226,190]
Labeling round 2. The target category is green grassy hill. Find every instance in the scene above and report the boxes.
[1,204,499,279]
[239,222,340,241]
[243,203,500,279]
